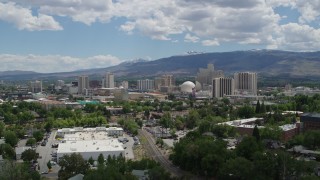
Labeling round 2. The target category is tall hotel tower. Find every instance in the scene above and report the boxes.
[234,72,257,95]
[104,72,114,88]
[78,75,89,94]
[212,77,235,98]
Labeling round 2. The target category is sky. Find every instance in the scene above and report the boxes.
[0,0,320,73]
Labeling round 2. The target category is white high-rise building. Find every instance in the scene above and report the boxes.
[104,72,114,88]
[234,72,257,95]
[30,80,42,93]
[137,79,154,91]
[212,77,234,98]
[78,75,89,94]
[196,64,224,90]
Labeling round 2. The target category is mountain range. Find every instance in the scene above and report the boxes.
[1,50,320,80]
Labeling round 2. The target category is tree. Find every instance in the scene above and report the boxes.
[33,131,44,142]
[4,131,18,147]
[88,157,94,165]
[252,125,260,141]
[218,157,254,180]
[26,138,36,146]
[255,100,261,114]
[47,160,52,170]
[237,105,255,119]
[236,136,262,160]
[0,121,5,137]
[58,153,89,180]
[0,143,15,159]
[21,149,38,162]
[0,159,40,180]
[98,153,105,165]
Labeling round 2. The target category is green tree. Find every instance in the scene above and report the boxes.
[0,143,15,159]
[33,131,44,142]
[21,149,38,162]
[252,125,260,141]
[0,121,5,137]
[237,105,255,119]
[58,153,89,180]
[236,136,262,160]
[185,110,200,129]
[88,157,94,165]
[4,131,18,147]
[47,160,52,170]
[26,138,37,146]
[255,100,261,114]
[218,157,254,180]
[98,153,105,165]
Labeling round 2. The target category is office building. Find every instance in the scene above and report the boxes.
[234,72,257,95]
[30,80,42,93]
[78,75,89,94]
[121,81,129,89]
[212,77,234,98]
[196,64,224,90]
[103,72,114,88]
[137,79,154,91]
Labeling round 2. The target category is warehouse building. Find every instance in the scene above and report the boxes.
[57,139,124,162]
[56,127,124,162]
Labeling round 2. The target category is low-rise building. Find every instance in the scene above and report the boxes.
[57,139,124,162]
[15,147,31,160]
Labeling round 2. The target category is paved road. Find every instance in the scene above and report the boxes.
[36,130,59,178]
[139,129,185,178]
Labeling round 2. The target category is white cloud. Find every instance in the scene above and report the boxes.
[0,54,123,73]
[202,39,220,46]
[270,23,320,51]
[0,2,62,31]
[184,33,199,43]
[2,0,320,51]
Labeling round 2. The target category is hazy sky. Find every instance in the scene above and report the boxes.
[0,0,320,73]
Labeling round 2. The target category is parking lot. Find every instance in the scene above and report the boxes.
[36,130,60,177]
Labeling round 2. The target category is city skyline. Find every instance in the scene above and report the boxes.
[0,1,320,73]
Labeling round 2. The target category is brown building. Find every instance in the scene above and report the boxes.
[300,113,320,132]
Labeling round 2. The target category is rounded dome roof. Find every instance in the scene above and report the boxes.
[180,81,195,93]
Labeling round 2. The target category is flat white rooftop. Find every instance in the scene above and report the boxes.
[64,131,109,141]
[57,139,124,154]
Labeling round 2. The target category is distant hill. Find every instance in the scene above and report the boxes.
[1,50,320,80]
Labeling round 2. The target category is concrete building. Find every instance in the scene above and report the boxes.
[78,75,89,94]
[57,139,124,162]
[57,127,123,138]
[234,72,257,95]
[103,72,114,88]
[56,127,124,162]
[30,80,42,93]
[137,79,154,91]
[212,77,235,98]
[196,64,224,90]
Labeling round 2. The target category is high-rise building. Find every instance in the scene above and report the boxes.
[234,72,257,95]
[212,77,234,98]
[161,74,175,87]
[78,75,89,94]
[137,79,154,91]
[30,80,42,93]
[104,72,114,88]
[121,81,129,89]
[196,64,224,90]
